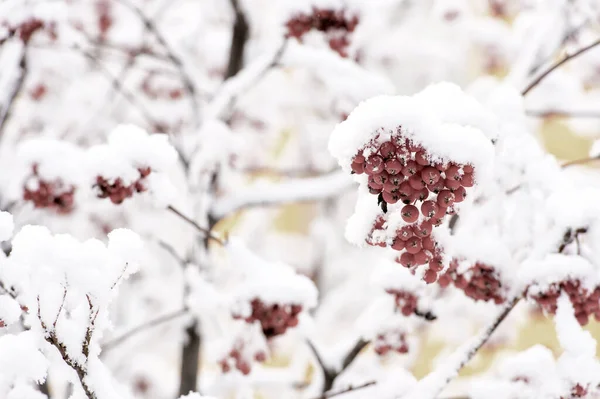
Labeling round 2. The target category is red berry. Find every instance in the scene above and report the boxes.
[413,221,432,237]
[415,150,429,165]
[372,171,389,185]
[399,252,415,267]
[421,200,439,218]
[405,237,422,254]
[427,179,445,193]
[351,162,365,174]
[392,239,405,250]
[401,205,419,223]
[401,161,418,177]
[461,173,474,187]
[384,159,403,175]
[379,142,397,158]
[444,178,461,190]
[437,190,455,207]
[382,191,399,204]
[413,250,431,265]
[423,269,438,283]
[408,174,426,190]
[365,155,384,174]
[421,167,440,185]
[463,164,473,173]
[398,182,413,201]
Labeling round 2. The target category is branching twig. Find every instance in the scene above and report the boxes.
[101,308,187,352]
[307,339,369,394]
[522,38,600,96]
[167,205,226,246]
[116,0,201,126]
[311,381,376,399]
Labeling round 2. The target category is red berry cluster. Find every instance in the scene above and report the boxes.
[438,260,505,304]
[528,280,600,326]
[233,299,302,339]
[285,7,359,57]
[354,133,474,283]
[95,167,151,204]
[374,331,409,356]
[565,384,588,398]
[385,289,418,316]
[23,164,75,214]
[2,18,57,44]
[218,340,267,375]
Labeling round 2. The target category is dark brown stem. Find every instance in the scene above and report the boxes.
[0,44,27,143]
[312,381,376,399]
[167,205,226,246]
[224,0,249,79]
[307,339,369,394]
[178,322,202,396]
[522,38,600,96]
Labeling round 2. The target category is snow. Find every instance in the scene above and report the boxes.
[226,238,318,309]
[520,254,598,294]
[179,393,217,399]
[0,295,22,326]
[328,82,496,180]
[0,211,14,241]
[0,331,48,386]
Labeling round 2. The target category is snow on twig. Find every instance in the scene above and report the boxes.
[210,170,356,220]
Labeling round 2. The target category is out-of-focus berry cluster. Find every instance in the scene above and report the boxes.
[95,167,151,205]
[218,339,267,375]
[23,164,75,213]
[439,260,505,304]
[233,299,302,339]
[529,280,600,326]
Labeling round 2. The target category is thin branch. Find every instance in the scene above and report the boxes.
[157,239,188,267]
[403,295,522,399]
[525,109,600,118]
[561,156,600,168]
[340,339,369,371]
[102,308,187,352]
[312,381,376,399]
[115,0,201,126]
[209,170,355,221]
[167,205,226,246]
[306,339,332,377]
[224,0,250,79]
[522,38,600,96]
[53,287,67,329]
[0,42,27,142]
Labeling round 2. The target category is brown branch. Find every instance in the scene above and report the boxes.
[311,381,376,399]
[115,0,201,126]
[525,109,600,118]
[224,0,250,79]
[0,43,27,142]
[307,339,369,394]
[561,156,600,168]
[101,308,187,353]
[167,205,226,246]
[522,38,600,96]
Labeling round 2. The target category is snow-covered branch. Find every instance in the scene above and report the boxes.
[210,170,356,220]
[403,295,522,399]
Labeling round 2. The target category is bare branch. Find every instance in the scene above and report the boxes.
[53,287,67,329]
[526,109,600,118]
[210,170,355,221]
[0,42,27,143]
[115,0,201,126]
[102,308,187,352]
[522,38,600,96]
[225,0,250,79]
[157,240,188,267]
[167,205,226,246]
[561,156,600,168]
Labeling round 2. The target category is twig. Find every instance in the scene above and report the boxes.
[525,109,600,118]
[307,339,369,394]
[0,42,27,142]
[102,308,187,352]
[403,295,521,399]
[53,287,67,329]
[522,38,600,96]
[167,205,226,246]
[209,170,354,221]
[116,0,201,126]
[312,381,376,399]
[224,0,250,79]
[561,156,600,168]
[157,240,188,267]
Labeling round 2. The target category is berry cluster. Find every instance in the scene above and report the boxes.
[374,330,409,356]
[23,164,75,213]
[233,299,302,339]
[95,167,151,205]
[2,18,57,44]
[385,289,418,316]
[529,280,600,326]
[355,132,474,282]
[285,7,359,57]
[438,260,505,304]
[566,384,588,398]
[218,340,267,375]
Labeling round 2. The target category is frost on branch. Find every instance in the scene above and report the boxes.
[227,239,317,340]
[329,82,495,283]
